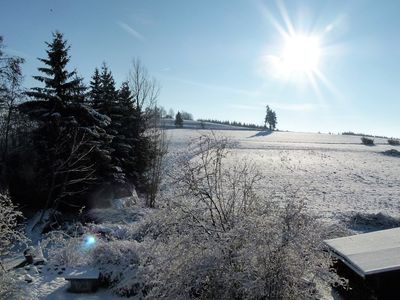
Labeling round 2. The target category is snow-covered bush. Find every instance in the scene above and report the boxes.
[388,138,400,146]
[43,229,95,268]
[0,192,29,299]
[0,269,18,299]
[87,207,146,225]
[361,136,374,145]
[0,192,26,260]
[140,198,336,300]
[171,133,264,232]
[0,269,32,299]
[133,134,340,299]
[92,240,144,297]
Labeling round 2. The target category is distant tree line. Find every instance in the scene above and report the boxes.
[197,119,264,130]
[341,131,389,139]
[0,32,165,216]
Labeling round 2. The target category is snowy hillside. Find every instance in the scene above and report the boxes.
[161,118,261,130]
[166,128,400,223]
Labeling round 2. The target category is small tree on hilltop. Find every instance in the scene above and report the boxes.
[175,111,183,127]
[270,110,277,130]
[265,105,277,130]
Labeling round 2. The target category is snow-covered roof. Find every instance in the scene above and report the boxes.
[325,227,400,278]
[64,268,99,280]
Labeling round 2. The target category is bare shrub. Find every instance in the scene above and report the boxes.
[388,138,400,146]
[172,133,263,232]
[361,137,374,145]
[145,107,169,208]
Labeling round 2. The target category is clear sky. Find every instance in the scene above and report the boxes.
[1,0,399,137]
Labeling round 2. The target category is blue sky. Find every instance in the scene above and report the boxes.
[1,0,399,137]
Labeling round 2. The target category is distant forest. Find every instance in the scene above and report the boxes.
[342,131,390,139]
[197,119,265,130]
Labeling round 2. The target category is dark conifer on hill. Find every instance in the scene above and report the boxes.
[265,105,277,131]
[175,111,183,127]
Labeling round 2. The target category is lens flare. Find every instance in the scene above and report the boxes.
[83,235,96,249]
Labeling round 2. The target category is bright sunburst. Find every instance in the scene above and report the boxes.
[281,34,321,73]
[260,1,339,96]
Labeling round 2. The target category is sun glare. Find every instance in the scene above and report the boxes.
[260,0,339,96]
[281,35,321,73]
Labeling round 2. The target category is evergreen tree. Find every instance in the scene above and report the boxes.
[16,32,111,212]
[175,111,183,127]
[26,31,84,104]
[116,81,137,182]
[264,105,271,129]
[265,105,277,130]
[89,64,126,187]
[270,110,277,130]
[89,67,102,105]
[68,73,87,103]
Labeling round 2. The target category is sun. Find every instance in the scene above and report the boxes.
[260,0,340,96]
[281,34,321,73]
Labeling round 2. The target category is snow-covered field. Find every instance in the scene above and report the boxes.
[6,126,399,299]
[166,128,400,224]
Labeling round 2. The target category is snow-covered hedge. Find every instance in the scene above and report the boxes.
[92,240,145,297]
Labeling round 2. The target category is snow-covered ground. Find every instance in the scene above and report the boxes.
[166,127,400,223]
[8,126,399,299]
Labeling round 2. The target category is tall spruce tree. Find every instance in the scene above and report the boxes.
[26,31,84,104]
[17,32,111,213]
[89,65,126,187]
[89,67,102,105]
[116,81,137,182]
[264,105,277,130]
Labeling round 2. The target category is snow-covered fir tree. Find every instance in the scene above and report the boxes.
[18,32,112,211]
